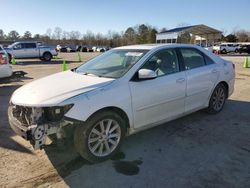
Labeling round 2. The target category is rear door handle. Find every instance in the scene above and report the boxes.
[176,78,185,83]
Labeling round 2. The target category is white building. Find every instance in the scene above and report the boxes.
[156,24,222,46]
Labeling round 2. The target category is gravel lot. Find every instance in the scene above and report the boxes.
[0,52,250,188]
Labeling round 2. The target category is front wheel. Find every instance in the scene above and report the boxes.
[74,111,126,162]
[221,49,227,54]
[42,52,52,61]
[206,84,227,114]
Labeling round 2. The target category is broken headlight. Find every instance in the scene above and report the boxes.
[44,104,74,122]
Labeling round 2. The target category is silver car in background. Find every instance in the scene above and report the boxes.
[0,45,12,78]
[5,41,58,61]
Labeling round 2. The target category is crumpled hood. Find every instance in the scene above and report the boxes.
[11,70,115,106]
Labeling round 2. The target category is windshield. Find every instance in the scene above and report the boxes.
[8,42,18,48]
[76,49,148,78]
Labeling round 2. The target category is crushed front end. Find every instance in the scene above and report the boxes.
[8,103,74,149]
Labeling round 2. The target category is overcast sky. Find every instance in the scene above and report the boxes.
[1,0,250,36]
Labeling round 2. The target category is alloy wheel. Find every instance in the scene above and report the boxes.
[212,87,225,111]
[88,119,121,157]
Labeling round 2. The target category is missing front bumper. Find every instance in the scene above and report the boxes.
[8,106,71,150]
[9,116,59,149]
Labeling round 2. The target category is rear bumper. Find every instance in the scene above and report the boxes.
[51,51,58,56]
[228,78,235,97]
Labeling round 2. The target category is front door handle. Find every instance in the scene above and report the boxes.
[176,78,185,83]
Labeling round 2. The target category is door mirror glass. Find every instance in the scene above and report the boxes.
[138,69,157,80]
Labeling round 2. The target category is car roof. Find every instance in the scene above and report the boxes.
[115,43,202,50]
[14,41,38,43]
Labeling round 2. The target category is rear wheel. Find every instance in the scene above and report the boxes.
[74,111,126,162]
[42,52,52,61]
[206,84,227,114]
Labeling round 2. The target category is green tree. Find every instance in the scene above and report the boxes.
[225,34,237,42]
[33,34,41,39]
[147,28,158,43]
[136,24,149,44]
[7,30,20,40]
[124,27,136,45]
[0,29,4,40]
[23,31,32,39]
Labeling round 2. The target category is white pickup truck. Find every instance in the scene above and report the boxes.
[5,41,58,61]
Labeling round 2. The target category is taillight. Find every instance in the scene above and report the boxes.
[0,54,7,64]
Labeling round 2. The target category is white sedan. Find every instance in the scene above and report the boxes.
[8,44,235,162]
[0,45,12,78]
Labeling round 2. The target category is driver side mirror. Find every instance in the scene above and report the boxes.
[138,69,157,80]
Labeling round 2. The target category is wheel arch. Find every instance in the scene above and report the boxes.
[206,80,229,107]
[87,106,131,130]
[218,81,229,98]
[42,51,52,57]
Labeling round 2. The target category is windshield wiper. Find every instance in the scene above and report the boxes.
[82,72,102,77]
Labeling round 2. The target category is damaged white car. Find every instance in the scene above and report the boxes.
[8,44,235,162]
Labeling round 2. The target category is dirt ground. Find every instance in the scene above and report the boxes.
[0,52,250,188]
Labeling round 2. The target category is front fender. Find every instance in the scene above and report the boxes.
[61,83,133,128]
[61,94,91,122]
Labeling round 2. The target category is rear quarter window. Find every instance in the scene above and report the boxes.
[180,48,206,70]
[25,43,36,48]
[204,55,215,65]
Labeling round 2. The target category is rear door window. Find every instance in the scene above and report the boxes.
[25,43,36,49]
[179,48,206,70]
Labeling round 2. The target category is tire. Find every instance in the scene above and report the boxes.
[42,52,52,61]
[221,49,227,54]
[8,53,12,63]
[74,110,126,162]
[206,84,227,114]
